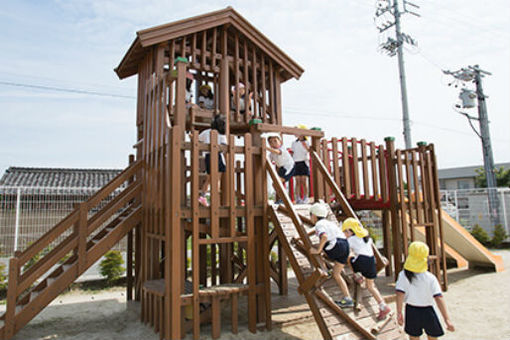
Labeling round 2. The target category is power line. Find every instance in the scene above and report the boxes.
[0,80,135,99]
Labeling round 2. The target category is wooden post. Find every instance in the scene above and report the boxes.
[4,257,19,339]
[385,137,403,278]
[174,58,188,127]
[78,203,87,274]
[127,154,135,301]
[219,29,230,139]
[311,136,324,201]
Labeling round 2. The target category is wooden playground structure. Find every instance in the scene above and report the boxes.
[1,7,456,340]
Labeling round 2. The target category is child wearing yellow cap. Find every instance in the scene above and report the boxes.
[308,203,353,308]
[396,241,455,339]
[342,218,391,320]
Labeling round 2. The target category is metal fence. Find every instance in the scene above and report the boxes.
[0,186,127,257]
[440,187,510,240]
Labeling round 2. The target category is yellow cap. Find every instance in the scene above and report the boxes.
[404,241,429,273]
[341,218,368,238]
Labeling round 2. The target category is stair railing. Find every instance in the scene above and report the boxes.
[3,160,142,336]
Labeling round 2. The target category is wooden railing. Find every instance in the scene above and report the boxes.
[2,160,142,339]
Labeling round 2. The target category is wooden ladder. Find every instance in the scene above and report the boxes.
[0,161,143,340]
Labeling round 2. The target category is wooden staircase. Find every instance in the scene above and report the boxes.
[0,161,143,340]
[267,154,404,339]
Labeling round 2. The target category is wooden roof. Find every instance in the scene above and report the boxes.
[115,7,304,81]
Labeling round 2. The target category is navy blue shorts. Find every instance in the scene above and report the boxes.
[293,161,310,176]
[350,255,377,279]
[405,304,444,337]
[205,153,226,174]
[324,238,349,264]
[277,166,295,182]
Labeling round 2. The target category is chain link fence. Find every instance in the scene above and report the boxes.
[0,186,127,258]
[440,188,510,240]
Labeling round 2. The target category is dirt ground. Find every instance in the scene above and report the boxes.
[2,249,509,340]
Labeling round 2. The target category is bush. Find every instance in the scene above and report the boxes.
[0,262,7,291]
[99,251,125,284]
[492,224,508,248]
[470,224,490,246]
[366,226,381,244]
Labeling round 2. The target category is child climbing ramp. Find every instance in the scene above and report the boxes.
[342,217,391,320]
[396,241,455,339]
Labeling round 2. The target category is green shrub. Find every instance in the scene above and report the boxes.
[0,262,7,291]
[99,251,125,284]
[470,224,490,246]
[366,226,381,244]
[491,224,508,248]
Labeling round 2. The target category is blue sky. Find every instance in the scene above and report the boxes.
[0,0,509,176]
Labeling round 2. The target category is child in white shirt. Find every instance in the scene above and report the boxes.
[291,125,310,204]
[266,133,295,204]
[342,218,391,320]
[396,241,454,339]
[309,203,353,308]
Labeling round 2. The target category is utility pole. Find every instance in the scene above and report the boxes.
[375,0,419,149]
[444,65,501,226]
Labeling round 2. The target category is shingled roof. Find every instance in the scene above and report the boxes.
[115,7,304,81]
[0,167,122,188]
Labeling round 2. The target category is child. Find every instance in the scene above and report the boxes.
[342,218,391,320]
[198,84,214,110]
[231,82,253,115]
[309,202,353,308]
[396,241,455,339]
[198,115,227,207]
[266,133,295,203]
[291,125,310,204]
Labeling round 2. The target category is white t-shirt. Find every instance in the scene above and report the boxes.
[269,147,295,175]
[395,270,443,307]
[198,96,214,110]
[291,139,309,162]
[347,235,374,260]
[315,219,346,251]
[198,129,227,145]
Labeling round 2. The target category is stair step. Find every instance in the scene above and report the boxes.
[29,291,39,303]
[47,277,56,285]
[62,264,73,271]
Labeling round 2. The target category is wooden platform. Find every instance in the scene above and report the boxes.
[272,204,404,340]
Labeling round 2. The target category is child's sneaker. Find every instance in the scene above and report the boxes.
[335,297,354,308]
[353,272,364,285]
[377,305,391,321]
[295,198,303,204]
[198,195,209,207]
[302,196,309,204]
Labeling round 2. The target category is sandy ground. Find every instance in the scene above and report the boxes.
[2,250,509,340]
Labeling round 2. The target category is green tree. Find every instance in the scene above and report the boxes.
[0,262,7,291]
[475,166,510,188]
[491,224,508,248]
[99,251,125,284]
[470,224,490,246]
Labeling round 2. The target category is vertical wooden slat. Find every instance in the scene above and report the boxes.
[370,143,379,199]
[404,151,414,236]
[169,40,175,71]
[351,138,360,199]
[396,150,409,247]
[261,56,267,123]
[418,146,430,224]
[201,30,207,70]
[191,34,197,68]
[251,45,258,119]
[342,138,351,197]
[321,139,330,199]
[231,292,239,334]
[311,137,324,201]
[234,32,240,122]
[331,138,340,190]
[4,258,19,339]
[243,41,249,123]
[361,139,370,199]
[411,150,423,224]
[211,295,221,339]
[244,133,256,333]
[78,203,87,274]
[229,136,236,237]
[174,59,187,127]
[274,70,282,126]
[268,61,275,124]
[211,27,217,69]
[181,36,186,58]
[192,131,200,339]
[210,130,219,239]
[378,145,388,202]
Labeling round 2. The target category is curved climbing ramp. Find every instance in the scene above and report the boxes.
[266,161,403,340]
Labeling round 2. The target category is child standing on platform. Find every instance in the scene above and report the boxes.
[309,203,354,308]
[266,133,295,203]
[291,124,310,204]
[198,115,227,207]
[342,218,391,320]
[396,241,454,340]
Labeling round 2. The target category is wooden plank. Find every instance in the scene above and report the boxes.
[4,258,19,339]
[331,138,340,190]
[361,139,370,199]
[210,130,219,239]
[411,151,423,225]
[351,138,360,199]
[78,203,87,274]
[201,30,207,69]
[191,131,200,339]
[229,136,236,238]
[243,40,249,123]
[234,32,240,122]
[342,138,351,197]
[403,151,414,240]
[261,56,267,123]
[231,292,238,334]
[211,295,220,339]
[211,27,217,69]
[370,143,379,199]
[252,45,258,119]
[268,61,275,124]
[396,151,409,249]
[244,133,256,333]
[379,144,388,202]
[321,139,330,200]
[191,34,197,67]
